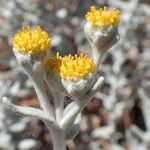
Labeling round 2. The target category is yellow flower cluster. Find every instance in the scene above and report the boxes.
[60,54,96,80]
[46,53,96,80]
[85,6,120,28]
[12,26,51,55]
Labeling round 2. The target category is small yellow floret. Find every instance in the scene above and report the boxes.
[46,52,62,73]
[12,26,51,54]
[60,53,96,80]
[85,6,120,28]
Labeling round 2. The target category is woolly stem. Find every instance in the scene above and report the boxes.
[44,75,64,121]
[44,121,66,150]
[52,130,66,150]
[27,71,55,120]
[54,92,64,121]
[1,97,49,121]
[60,76,104,130]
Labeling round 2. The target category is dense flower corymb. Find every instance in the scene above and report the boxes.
[85,6,120,28]
[12,26,51,55]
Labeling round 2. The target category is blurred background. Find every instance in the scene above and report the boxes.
[0,0,150,149]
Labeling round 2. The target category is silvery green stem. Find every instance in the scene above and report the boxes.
[49,87,64,121]
[53,92,64,121]
[27,71,55,120]
[86,35,102,64]
[61,76,104,130]
[52,130,66,150]
[1,97,49,121]
[65,114,81,140]
[91,45,102,65]
[61,101,81,130]
[48,86,64,121]
[44,121,66,150]
[45,73,65,121]
[13,48,55,120]
[91,34,119,66]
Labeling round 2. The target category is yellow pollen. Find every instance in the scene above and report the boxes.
[12,26,51,55]
[85,6,120,28]
[60,53,96,80]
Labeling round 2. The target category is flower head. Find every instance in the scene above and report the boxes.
[12,26,51,55]
[60,53,95,80]
[46,53,96,80]
[85,6,120,28]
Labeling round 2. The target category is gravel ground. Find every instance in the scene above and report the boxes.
[0,0,150,150]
